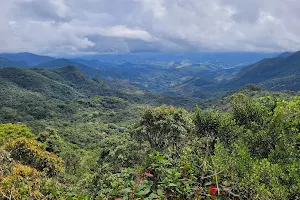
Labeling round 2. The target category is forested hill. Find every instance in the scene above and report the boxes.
[0,52,55,65]
[0,56,29,68]
[225,50,300,91]
[0,66,121,100]
[0,66,199,122]
[173,51,300,98]
[34,58,114,79]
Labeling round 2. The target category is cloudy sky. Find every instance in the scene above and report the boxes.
[1,0,300,55]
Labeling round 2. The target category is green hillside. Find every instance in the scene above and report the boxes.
[0,57,16,67]
[36,66,114,97]
[168,76,214,98]
[0,57,29,68]
[0,66,146,102]
[0,67,84,100]
[0,66,199,122]
[35,58,105,77]
[226,51,300,91]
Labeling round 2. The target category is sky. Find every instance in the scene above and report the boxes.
[1,0,300,55]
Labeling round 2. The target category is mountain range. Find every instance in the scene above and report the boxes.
[0,51,300,99]
[225,51,300,91]
[0,52,54,66]
[165,50,300,97]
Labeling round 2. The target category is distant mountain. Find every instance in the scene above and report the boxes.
[34,58,135,87]
[0,67,84,101]
[0,66,200,112]
[164,66,242,99]
[0,66,140,103]
[35,58,112,78]
[71,59,118,69]
[0,52,55,66]
[0,52,279,96]
[225,51,300,91]
[36,58,87,69]
[1,51,289,98]
[0,57,14,67]
[0,55,144,94]
[78,52,278,68]
[276,52,293,58]
[0,52,145,93]
[0,57,29,68]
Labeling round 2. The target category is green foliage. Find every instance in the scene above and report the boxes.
[0,149,12,177]
[0,162,92,200]
[97,133,147,172]
[232,93,268,128]
[132,105,193,152]
[0,123,34,145]
[37,128,64,154]
[4,138,64,177]
[194,106,219,137]
[0,163,45,199]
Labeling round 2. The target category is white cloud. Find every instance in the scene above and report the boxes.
[139,0,166,19]
[103,25,154,41]
[1,0,300,54]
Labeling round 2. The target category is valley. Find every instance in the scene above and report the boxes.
[0,52,278,96]
[0,51,299,199]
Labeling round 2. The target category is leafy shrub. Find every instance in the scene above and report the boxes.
[4,138,64,177]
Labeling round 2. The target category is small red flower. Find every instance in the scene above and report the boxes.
[144,172,154,178]
[209,185,218,196]
[114,198,122,200]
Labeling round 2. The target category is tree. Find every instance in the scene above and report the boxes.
[132,105,193,153]
[37,128,64,154]
[193,106,219,138]
[0,163,44,199]
[4,138,64,177]
[0,123,34,145]
[232,94,268,129]
[0,149,12,178]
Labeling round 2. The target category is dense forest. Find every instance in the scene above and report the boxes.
[0,52,299,199]
[2,0,300,198]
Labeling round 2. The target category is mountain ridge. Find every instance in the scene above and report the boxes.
[0,52,55,66]
[225,50,300,91]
